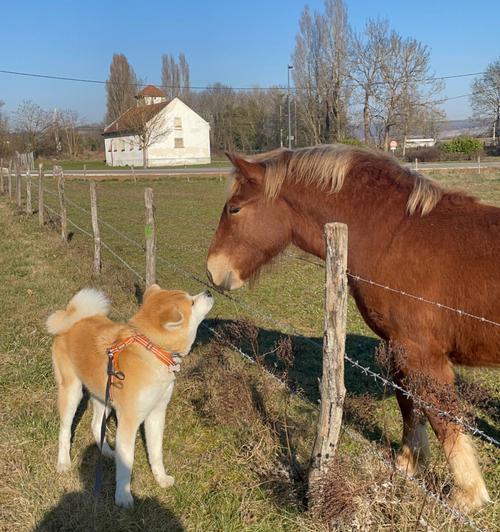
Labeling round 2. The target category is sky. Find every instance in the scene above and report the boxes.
[0,0,498,124]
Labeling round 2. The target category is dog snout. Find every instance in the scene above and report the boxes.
[204,290,213,298]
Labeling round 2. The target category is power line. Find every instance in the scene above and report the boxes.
[0,68,487,92]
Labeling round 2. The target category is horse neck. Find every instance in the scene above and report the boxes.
[282,179,409,267]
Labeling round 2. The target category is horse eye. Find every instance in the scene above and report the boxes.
[228,206,241,215]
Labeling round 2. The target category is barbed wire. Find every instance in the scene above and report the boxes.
[341,426,486,532]
[348,273,500,328]
[40,187,500,447]
[27,196,493,530]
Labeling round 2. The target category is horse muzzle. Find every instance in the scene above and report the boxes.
[206,255,244,291]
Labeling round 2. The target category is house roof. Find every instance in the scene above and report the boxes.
[137,85,166,97]
[103,101,168,135]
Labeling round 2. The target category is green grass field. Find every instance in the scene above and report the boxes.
[0,168,498,530]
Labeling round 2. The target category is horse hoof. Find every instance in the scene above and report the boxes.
[451,485,491,514]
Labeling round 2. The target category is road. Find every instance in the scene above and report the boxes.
[21,160,500,178]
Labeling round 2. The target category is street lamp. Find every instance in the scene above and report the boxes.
[287,65,293,149]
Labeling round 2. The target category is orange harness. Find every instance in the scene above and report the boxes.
[106,334,178,400]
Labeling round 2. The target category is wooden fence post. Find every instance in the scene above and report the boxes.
[89,181,101,274]
[0,157,3,194]
[38,164,44,226]
[144,187,156,287]
[56,166,67,241]
[8,161,12,199]
[308,222,348,503]
[16,162,22,208]
[26,169,33,214]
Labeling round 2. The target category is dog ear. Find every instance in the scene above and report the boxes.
[162,307,184,330]
[144,283,161,300]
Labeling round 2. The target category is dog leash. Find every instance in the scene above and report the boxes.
[93,335,178,497]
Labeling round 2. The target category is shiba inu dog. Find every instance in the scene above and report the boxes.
[47,284,213,507]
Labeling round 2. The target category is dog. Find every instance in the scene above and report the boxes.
[46,284,214,507]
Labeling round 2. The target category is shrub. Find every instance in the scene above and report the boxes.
[341,138,364,147]
[404,146,441,162]
[439,136,484,156]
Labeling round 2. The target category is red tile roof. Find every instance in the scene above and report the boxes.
[103,101,168,134]
[137,85,166,97]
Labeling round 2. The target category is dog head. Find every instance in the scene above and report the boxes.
[132,284,214,355]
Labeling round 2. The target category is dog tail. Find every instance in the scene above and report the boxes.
[46,288,110,335]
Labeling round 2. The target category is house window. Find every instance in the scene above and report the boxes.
[174,117,182,129]
[174,138,184,148]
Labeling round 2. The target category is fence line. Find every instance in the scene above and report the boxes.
[4,187,491,530]
[38,184,500,447]
[39,206,489,530]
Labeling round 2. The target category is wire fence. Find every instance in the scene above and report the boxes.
[36,177,500,449]
[2,170,498,530]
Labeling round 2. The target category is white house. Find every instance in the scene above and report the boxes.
[405,138,436,148]
[103,85,211,167]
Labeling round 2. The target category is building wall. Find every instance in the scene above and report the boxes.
[104,98,211,167]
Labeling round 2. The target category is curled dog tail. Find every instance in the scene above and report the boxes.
[46,288,110,335]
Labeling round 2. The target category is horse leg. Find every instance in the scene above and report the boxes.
[394,374,430,475]
[421,362,490,512]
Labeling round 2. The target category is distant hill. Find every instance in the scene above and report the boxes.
[437,119,489,139]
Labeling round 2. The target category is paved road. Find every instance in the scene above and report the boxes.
[22,160,500,178]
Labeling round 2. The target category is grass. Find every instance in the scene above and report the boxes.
[0,168,498,531]
[35,158,231,171]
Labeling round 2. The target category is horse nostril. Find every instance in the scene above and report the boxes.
[206,268,214,285]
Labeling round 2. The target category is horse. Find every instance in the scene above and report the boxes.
[206,145,499,512]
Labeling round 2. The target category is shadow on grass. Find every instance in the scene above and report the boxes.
[199,317,383,403]
[198,317,397,448]
[33,445,184,532]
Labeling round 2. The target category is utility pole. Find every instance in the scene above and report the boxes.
[279,104,283,148]
[287,65,293,149]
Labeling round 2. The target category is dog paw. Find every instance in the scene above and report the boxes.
[115,491,134,508]
[56,460,71,473]
[101,443,115,459]
[155,473,175,488]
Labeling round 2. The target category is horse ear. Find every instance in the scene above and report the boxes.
[225,151,264,184]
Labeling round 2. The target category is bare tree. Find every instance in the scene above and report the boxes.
[350,20,385,144]
[363,23,442,150]
[161,53,190,100]
[179,53,191,100]
[0,101,11,158]
[14,100,51,154]
[60,110,82,158]
[105,54,138,126]
[292,0,351,145]
[161,54,175,100]
[471,58,500,140]
[121,105,170,168]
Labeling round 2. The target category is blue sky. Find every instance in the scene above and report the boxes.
[0,0,498,123]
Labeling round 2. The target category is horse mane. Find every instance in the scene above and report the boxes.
[237,145,474,216]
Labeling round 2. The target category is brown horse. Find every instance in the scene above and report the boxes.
[206,145,499,512]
